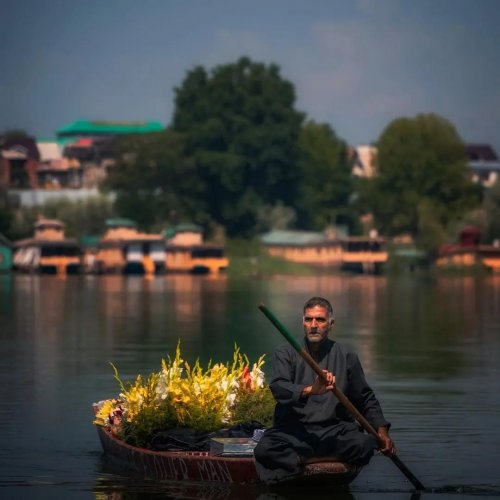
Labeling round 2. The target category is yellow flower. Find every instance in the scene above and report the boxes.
[100,343,268,433]
[93,399,122,427]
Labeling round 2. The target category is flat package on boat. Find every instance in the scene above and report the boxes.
[209,437,257,457]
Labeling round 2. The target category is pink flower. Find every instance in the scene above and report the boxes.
[108,406,124,426]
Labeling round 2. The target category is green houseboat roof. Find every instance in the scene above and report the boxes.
[56,120,165,137]
[105,218,138,228]
[260,230,325,246]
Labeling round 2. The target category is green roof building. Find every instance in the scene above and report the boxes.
[163,224,202,240]
[260,230,325,246]
[56,120,165,138]
[105,218,138,229]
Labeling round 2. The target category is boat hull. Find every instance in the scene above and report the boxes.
[96,425,360,485]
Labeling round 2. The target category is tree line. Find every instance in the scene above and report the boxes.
[2,56,500,256]
[105,57,354,238]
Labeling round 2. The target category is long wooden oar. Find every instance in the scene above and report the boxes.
[258,303,425,491]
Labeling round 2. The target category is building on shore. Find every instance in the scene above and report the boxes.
[436,226,500,273]
[89,220,229,275]
[56,120,165,189]
[465,144,500,187]
[349,143,500,187]
[13,219,81,275]
[1,136,40,191]
[91,218,166,275]
[260,229,388,274]
[1,121,165,208]
[163,224,229,274]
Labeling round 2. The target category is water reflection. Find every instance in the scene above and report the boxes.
[93,478,263,500]
[93,467,357,500]
[1,273,499,498]
[0,273,13,314]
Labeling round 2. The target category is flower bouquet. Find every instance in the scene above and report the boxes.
[93,343,275,449]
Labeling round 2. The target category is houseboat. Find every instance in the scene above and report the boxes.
[88,221,228,275]
[261,229,388,274]
[339,236,388,273]
[164,224,229,274]
[436,226,500,273]
[92,219,166,275]
[13,219,81,275]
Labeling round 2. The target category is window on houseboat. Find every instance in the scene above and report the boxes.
[41,245,80,257]
[191,248,224,258]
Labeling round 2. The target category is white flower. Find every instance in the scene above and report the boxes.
[155,375,170,401]
[226,392,237,406]
[250,365,265,389]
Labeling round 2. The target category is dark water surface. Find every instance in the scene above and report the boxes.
[0,273,499,499]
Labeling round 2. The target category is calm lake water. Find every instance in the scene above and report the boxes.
[0,272,499,500]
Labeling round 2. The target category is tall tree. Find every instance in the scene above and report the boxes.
[0,129,29,145]
[0,206,13,237]
[172,57,304,237]
[368,113,479,250]
[296,121,354,230]
[103,130,202,230]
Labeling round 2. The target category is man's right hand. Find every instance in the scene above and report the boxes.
[301,370,336,397]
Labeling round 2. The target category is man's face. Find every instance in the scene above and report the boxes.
[303,305,334,344]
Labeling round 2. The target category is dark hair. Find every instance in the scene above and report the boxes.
[303,296,334,318]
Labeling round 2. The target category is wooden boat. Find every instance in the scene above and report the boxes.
[95,422,361,486]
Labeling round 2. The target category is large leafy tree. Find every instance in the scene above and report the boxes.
[0,204,13,237]
[104,131,203,230]
[172,57,304,237]
[367,113,479,250]
[0,129,30,144]
[296,121,354,230]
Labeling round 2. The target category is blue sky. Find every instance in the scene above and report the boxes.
[1,0,499,153]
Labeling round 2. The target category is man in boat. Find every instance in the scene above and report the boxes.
[254,296,395,482]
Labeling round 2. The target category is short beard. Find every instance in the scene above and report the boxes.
[306,332,327,344]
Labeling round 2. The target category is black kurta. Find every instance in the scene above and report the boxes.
[254,337,389,482]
